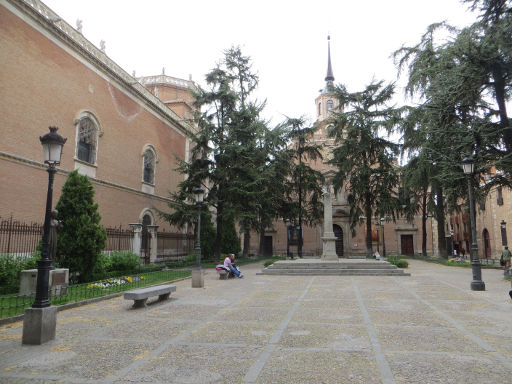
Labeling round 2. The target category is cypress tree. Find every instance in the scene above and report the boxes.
[55,170,106,282]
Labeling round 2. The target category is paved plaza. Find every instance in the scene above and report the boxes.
[0,260,511,384]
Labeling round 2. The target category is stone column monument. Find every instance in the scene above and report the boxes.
[321,186,338,260]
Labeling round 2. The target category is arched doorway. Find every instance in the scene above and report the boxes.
[333,224,344,257]
[482,228,491,259]
[141,214,152,264]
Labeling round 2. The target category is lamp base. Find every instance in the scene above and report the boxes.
[470,280,485,291]
[22,306,57,345]
[191,268,204,288]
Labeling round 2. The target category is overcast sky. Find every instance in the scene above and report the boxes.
[43,0,477,125]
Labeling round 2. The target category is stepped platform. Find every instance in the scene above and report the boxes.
[258,258,410,276]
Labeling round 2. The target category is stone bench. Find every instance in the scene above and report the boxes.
[218,269,228,280]
[124,285,176,308]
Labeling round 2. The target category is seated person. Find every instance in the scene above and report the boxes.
[373,250,381,260]
[224,253,243,278]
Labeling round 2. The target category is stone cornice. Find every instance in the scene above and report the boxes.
[3,0,194,137]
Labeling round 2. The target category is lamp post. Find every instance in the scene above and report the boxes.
[500,220,507,246]
[461,157,485,291]
[23,127,66,345]
[380,217,386,258]
[34,127,67,308]
[191,187,204,288]
[284,219,291,258]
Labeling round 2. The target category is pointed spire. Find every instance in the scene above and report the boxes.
[325,35,334,82]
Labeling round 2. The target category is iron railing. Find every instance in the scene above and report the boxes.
[157,230,194,261]
[104,225,133,252]
[0,268,191,319]
[0,216,43,257]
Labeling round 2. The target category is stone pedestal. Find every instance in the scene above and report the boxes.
[321,235,338,260]
[147,225,159,263]
[321,186,338,260]
[129,223,143,256]
[20,268,69,296]
[22,306,57,345]
[191,268,204,288]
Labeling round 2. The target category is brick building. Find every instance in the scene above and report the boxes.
[0,0,196,260]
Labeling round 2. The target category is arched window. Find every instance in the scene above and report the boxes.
[327,99,334,110]
[76,114,99,164]
[318,102,321,116]
[143,148,155,184]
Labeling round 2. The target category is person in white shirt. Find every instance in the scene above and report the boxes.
[224,253,243,278]
[373,250,381,260]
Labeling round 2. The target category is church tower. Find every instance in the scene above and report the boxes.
[315,35,340,124]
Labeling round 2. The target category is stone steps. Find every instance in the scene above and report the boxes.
[257,269,410,276]
[259,259,410,276]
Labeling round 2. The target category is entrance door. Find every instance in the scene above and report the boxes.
[141,214,152,264]
[483,229,491,259]
[263,236,273,257]
[333,224,344,257]
[401,234,414,256]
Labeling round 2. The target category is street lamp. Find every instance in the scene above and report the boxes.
[461,157,485,291]
[34,127,67,308]
[192,187,204,288]
[23,127,66,345]
[500,220,507,246]
[284,219,291,258]
[380,217,386,258]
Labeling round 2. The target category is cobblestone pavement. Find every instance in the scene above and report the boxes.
[0,259,511,384]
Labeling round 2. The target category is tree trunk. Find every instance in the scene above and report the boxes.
[214,201,224,260]
[258,223,265,257]
[434,185,447,258]
[243,230,250,258]
[422,186,427,257]
[492,64,511,151]
[365,197,373,257]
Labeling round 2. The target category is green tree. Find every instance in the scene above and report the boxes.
[160,47,264,259]
[328,81,402,257]
[281,117,324,257]
[55,170,106,282]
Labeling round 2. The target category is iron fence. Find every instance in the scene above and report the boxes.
[0,216,43,257]
[0,216,134,256]
[0,268,191,319]
[104,225,133,252]
[157,231,194,261]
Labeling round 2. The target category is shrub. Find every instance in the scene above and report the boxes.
[0,254,39,294]
[109,251,141,272]
[387,256,408,268]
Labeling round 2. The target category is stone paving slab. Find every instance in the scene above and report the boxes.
[0,259,511,383]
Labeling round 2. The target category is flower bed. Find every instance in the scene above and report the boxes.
[87,276,145,289]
